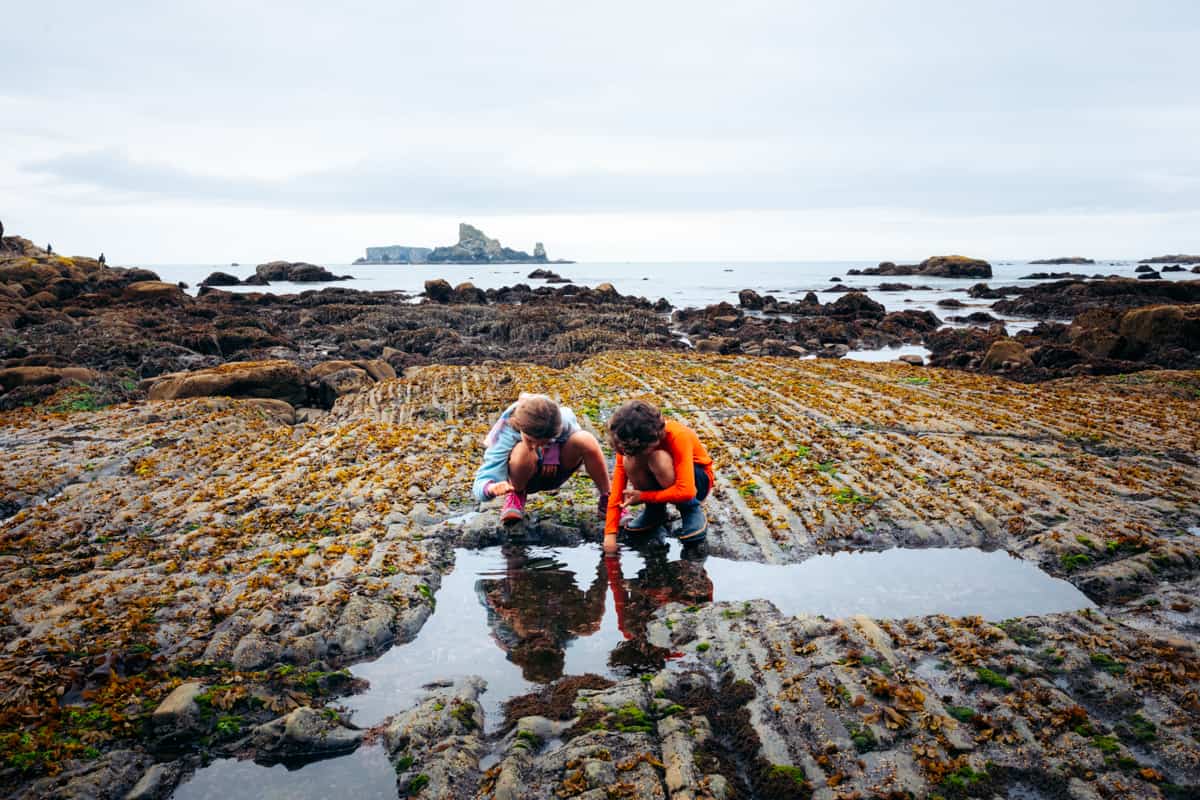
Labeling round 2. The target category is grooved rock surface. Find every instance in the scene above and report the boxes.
[1,352,1197,798]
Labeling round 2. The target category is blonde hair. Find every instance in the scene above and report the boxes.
[510,393,561,440]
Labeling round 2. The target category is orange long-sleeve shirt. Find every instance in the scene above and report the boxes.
[605,419,715,534]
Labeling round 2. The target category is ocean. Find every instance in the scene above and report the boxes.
[141,258,1187,358]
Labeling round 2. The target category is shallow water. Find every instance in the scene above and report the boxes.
[172,540,1092,799]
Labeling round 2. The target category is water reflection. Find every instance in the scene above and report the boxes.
[171,540,1094,799]
[475,542,714,682]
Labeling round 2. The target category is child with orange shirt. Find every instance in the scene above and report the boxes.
[604,400,715,553]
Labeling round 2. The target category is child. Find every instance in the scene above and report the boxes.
[473,393,611,524]
[604,400,715,553]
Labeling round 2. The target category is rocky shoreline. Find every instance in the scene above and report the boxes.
[1,232,1199,799]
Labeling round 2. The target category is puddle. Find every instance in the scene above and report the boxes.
[842,343,931,363]
[173,743,394,800]
[172,541,1091,798]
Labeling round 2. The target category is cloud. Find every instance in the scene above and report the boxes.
[24,145,1200,217]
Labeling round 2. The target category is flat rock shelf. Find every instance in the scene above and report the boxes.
[2,352,1197,799]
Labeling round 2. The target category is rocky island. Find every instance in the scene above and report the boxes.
[354,223,574,265]
[1,227,1198,800]
[848,255,993,279]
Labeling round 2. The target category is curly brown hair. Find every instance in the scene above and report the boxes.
[510,393,562,440]
[607,399,666,454]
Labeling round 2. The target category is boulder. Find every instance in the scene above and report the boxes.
[898,354,924,366]
[918,255,993,279]
[313,367,373,407]
[827,292,886,319]
[150,682,206,736]
[255,261,349,283]
[122,281,188,305]
[451,281,487,304]
[145,360,307,405]
[0,366,97,391]
[200,271,241,287]
[694,337,739,354]
[981,339,1032,371]
[936,298,965,308]
[1117,304,1200,357]
[251,706,363,762]
[1137,269,1161,280]
[1135,264,1155,274]
[738,289,764,310]
[424,279,453,302]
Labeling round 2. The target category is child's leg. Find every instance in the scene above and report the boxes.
[625,449,675,491]
[621,449,674,533]
[560,432,610,490]
[506,440,539,492]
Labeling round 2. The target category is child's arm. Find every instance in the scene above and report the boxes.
[603,455,627,552]
[472,427,520,502]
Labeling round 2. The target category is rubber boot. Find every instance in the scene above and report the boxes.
[623,502,668,534]
[675,499,707,544]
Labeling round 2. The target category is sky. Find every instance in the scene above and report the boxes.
[2,1,1198,263]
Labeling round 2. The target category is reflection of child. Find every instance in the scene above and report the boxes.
[475,546,607,682]
[603,549,713,671]
[472,393,611,524]
[604,400,715,552]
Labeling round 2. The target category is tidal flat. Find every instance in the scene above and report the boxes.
[2,350,1198,799]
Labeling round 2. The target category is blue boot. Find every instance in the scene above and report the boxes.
[623,503,667,534]
[675,499,707,544]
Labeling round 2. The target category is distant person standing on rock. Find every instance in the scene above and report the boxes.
[473,393,611,525]
[605,400,715,553]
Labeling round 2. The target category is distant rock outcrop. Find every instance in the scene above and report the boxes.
[427,223,570,264]
[1029,257,1095,265]
[355,245,433,265]
[847,255,992,279]
[254,262,352,283]
[1140,254,1200,264]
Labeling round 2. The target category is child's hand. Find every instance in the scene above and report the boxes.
[540,463,558,479]
[620,488,643,508]
[489,481,513,497]
[603,533,619,554]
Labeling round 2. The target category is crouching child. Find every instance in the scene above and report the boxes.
[473,393,611,524]
[604,400,715,553]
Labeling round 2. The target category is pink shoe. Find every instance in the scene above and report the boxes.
[500,491,526,524]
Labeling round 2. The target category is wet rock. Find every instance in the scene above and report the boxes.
[150,682,206,736]
[384,677,486,799]
[251,706,363,761]
[936,297,965,308]
[0,365,97,390]
[424,278,453,302]
[1137,269,1162,280]
[451,281,487,304]
[144,360,308,405]
[1030,257,1096,265]
[855,255,992,278]
[122,281,188,305]
[827,291,885,319]
[898,354,924,365]
[124,762,181,800]
[199,271,241,287]
[255,261,350,283]
[19,749,152,800]
[737,289,763,309]
[981,338,1033,371]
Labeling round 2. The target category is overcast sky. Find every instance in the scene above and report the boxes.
[2,1,1198,263]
